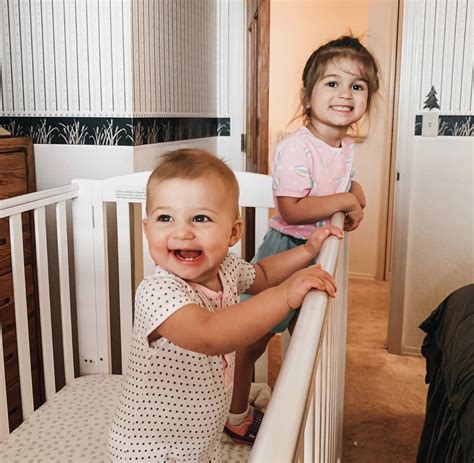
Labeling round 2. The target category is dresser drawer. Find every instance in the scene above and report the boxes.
[0,265,36,330]
[2,309,41,388]
[0,150,29,199]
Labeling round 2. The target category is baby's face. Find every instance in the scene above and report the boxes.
[143,176,242,291]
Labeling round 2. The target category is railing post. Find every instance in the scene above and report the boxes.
[72,180,111,375]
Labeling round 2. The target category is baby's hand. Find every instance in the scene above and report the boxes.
[281,264,336,309]
[305,225,343,257]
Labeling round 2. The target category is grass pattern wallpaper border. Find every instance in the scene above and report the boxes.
[414,115,473,136]
[0,116,230,146]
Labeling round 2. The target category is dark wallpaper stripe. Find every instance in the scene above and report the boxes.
[0,116,230,145]
[414,114,473,136]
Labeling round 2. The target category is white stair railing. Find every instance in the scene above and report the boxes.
[249,212,348,462]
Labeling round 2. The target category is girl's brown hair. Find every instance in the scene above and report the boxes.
[299,35,380,126]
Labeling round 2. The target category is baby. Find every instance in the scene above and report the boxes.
[107,149,341,461]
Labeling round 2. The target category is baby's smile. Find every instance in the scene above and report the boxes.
[173,249,203,261]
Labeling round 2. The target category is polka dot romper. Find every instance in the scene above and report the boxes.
[107,253,255,462]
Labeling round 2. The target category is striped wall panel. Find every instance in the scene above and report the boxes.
[417,0,472,113]
[1,0,134,115]
[131,0,220,116]
[0,0,229,118]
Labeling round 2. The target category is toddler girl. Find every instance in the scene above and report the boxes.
[226,35,380,444]
[107,149,341,461]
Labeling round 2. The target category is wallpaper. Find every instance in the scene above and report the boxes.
[415,0,473,136]
[0,0,232,144]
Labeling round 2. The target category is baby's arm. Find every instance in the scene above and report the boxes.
[151,264,336,355]
[247,224,342,294]
[150,226,341,355]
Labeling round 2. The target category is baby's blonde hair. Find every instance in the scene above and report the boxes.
[146,149,240,216]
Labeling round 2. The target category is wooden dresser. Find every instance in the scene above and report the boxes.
[0,137,44,431]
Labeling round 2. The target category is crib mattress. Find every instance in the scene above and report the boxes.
[0,374,251,462]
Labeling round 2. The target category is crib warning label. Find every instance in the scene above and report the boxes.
[115,188,146,201]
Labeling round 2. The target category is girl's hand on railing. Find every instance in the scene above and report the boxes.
[281,264,337,309]
[344,201,364,231]
[304,224,343,257]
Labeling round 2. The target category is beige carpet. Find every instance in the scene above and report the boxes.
[343,278,428,462]
[267,278,429,462]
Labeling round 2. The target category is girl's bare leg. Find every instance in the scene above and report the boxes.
[230,332,275,414]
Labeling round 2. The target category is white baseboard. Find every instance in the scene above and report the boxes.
[401,346,422,357]
[348,272,376,280]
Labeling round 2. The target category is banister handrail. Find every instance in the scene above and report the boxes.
[249,211,346,462]
[0,184,79,218]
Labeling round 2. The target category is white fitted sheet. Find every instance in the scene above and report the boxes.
[0,374,251,462]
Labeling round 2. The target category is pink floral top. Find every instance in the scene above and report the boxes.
[270,126,355,239]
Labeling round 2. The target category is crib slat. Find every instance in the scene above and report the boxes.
[56,201,74,384]
[253,206,270,383]
[328,299,337,461]
[323,333,330,461]
[34,207,56,399]
[93,189,112,373]
[304,394,315,460]
[254,207,268,250]
[116,202,133,371]
[0,326,9,439]
[141,202,155,277]
[314,364,322,462]
[9,214,34,418]
[335,239,349,461]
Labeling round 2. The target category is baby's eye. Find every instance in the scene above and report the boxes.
[193,215,210,223]
[352,83,365,91]
[326,81,337,88]
[157,214,172,222]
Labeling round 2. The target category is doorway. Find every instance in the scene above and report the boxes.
[243,0,270,260]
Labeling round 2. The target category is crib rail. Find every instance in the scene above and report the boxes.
[249,212,348,463]
[0,185,79,439]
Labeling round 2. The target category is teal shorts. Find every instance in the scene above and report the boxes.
[241,228,312,333]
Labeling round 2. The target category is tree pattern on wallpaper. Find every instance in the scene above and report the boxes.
[423,86,440,111]
[414,84,473,136]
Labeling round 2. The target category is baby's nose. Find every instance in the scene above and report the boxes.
[173,222,194,239]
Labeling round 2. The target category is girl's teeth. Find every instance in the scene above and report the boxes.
[332,106,351,112]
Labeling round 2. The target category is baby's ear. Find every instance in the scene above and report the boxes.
[142,218,150,238]
[229,218,244,247]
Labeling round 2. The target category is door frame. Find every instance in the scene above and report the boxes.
[243,0,270,260]
[244,0,270,175]
[387,0,424,354]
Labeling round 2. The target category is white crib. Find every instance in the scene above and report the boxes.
[0,170,348,462]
